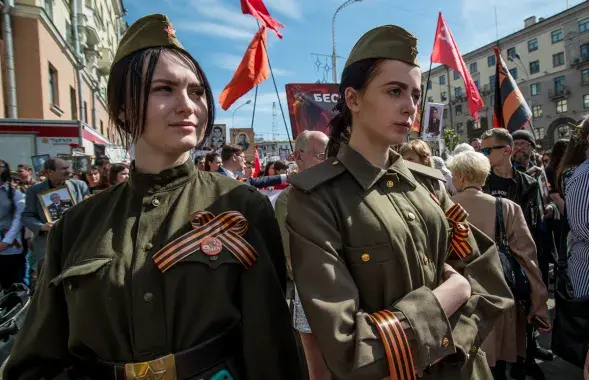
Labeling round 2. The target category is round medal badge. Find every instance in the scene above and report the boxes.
[201,237,223,256]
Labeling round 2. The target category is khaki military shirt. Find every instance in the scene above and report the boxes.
[5,160,302,380]
[287,144,513,380]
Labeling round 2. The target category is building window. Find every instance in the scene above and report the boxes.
[44,0,53,20]
[100,120,104,135]
[489,74,496,89]
[580,17,589,33]
[532,105,542,118]
[581,43,589,61]
[456,122,464,134]
[553,52,565,67]
[552,29,563,43]
[490,96,495,107]
[427,80,432,89]
[528,38,538,52]
[474,80,479,90]
[441,92,447,101]
[48,64,58,106]
[470,62,478,73]
[582,69,589,84]
[70,87,77,119]
[535,128,545,140]
[556,99,568,113]
[584,95,589,109]
[509,68,518,80]
[453,70,460,80]
[507,47,516,58]
[529,60,540,74]
[427,96,434,103]
[488,55,496,67]
[439,75,445,85]
[554,75,565,93]
[531,83,541,96]
[456,105,463,115]
[455,87,463,98]
[83,101,88,123]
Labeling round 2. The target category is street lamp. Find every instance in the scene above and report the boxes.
[232,100,252,128]
[332,0,364,83]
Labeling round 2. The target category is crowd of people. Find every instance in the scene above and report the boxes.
[0,13,587,380]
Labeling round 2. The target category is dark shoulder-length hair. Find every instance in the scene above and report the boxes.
[108,163,129,186]
[204,152,220,172]
[107,47,215,149]
[556,118,589,195]
[326,59,384,158]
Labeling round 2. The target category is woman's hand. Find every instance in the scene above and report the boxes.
[527,306,552,334]
[433,264,471,317]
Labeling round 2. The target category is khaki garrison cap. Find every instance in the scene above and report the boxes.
[344,25,419,70]
[112,14,186,68]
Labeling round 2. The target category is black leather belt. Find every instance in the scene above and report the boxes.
[83,323,241,379]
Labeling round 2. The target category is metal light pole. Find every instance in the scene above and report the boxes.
[232,100,252,128]
[332,0,364,83]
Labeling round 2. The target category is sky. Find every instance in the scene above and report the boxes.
[122,0,584,141]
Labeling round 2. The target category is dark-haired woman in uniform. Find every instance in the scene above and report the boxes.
[287,26,513,380]
[5,14,301,380]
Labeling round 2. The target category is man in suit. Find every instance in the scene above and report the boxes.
[218,144,287,189]
[428,106,441,136]
[46,193,73,221]
[22,158,89,279]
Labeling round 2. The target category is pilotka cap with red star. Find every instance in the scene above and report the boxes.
[344,25,419,70]
[112,14,186,68]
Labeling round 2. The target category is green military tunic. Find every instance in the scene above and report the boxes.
[286,144,513,380]
[5,160,302,379]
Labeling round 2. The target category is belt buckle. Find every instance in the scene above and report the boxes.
[124,353,177,380]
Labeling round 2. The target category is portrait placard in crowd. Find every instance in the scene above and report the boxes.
[31,154,50,174]
[73,155,92,173]
[37,186,76,222]
[422,102,445,141]
[230,128,255,159]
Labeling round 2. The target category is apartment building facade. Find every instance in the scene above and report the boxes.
[421,1,589,149]
[0,0,127,169]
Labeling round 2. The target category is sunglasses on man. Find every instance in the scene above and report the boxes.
[481,145,508,156]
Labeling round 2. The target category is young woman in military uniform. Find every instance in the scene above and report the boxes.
[287,26,513,380]
[4,14,302,380]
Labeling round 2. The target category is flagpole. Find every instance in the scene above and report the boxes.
[445,65,454,130]
[256,21,294,151]
[420,61,434,129]
[250,85,259,129]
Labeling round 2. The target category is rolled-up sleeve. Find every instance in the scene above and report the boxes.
[287,188,456,379]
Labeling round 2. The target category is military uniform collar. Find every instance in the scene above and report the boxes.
[336,143,417,191]
[129,158,196,193]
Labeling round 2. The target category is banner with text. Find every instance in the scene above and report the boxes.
[285,83,339,138]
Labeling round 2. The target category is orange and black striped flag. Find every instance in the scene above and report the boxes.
[492,47,533,133]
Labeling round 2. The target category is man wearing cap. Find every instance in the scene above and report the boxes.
[4,14,302,380]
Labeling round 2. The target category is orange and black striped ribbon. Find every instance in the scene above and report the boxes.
[368,310,416,380]
[152,211,258,272]
[445,204,473,260]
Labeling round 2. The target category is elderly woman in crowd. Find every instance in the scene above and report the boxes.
[447,151,550,380]
[399,139,433,167]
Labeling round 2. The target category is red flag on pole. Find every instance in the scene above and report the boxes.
[219,27,269,111]
[240,0,284,39]
[253,147,261,177]
[431,12,484,120]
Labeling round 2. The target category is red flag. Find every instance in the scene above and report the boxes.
[253,147,261,177]
[412,106,422,133]
[241,0,284,39]
[431,12,483,120]
[219,27,269,111]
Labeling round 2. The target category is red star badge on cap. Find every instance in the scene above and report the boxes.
[164,25,176,38]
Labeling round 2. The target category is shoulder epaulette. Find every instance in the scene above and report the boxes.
[290,157,346,193]
[404,160,446,183]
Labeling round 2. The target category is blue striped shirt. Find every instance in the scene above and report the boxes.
[565,158,589,298]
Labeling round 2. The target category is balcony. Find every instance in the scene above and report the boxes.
[78,3,100,47]
[548,87,570,100]
[98,47,114,75]
[572,54,589,68]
